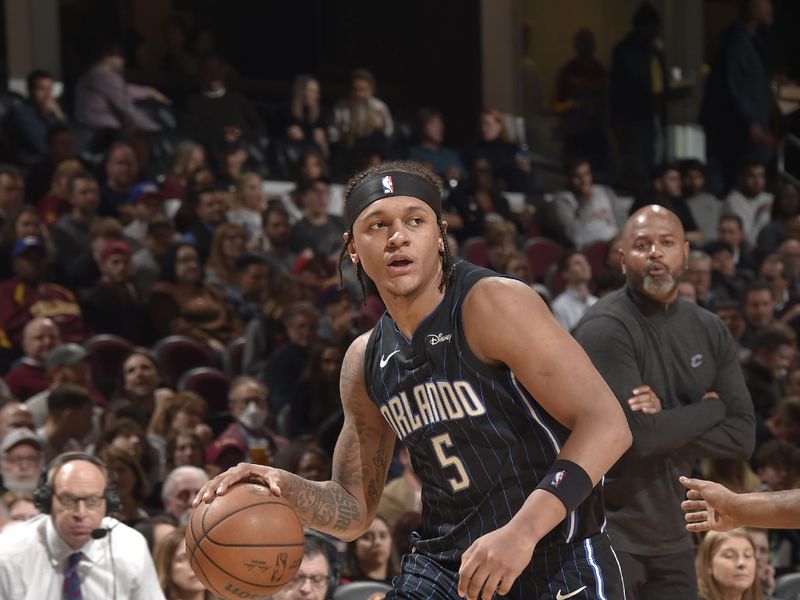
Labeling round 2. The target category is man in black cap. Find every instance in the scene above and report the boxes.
[197,161,632,600]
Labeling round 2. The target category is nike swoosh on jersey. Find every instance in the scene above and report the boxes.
[556,586,587,600]
[379,349,401,368]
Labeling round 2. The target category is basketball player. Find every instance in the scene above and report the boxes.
[195,161,632,599]
[681,475,800,531]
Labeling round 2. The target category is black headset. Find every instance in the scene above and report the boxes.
[304,530,341,600]
[33,452,121,514]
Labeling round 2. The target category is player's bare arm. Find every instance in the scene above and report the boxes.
[680,476,800,531]
[193,333,395,542]
[457,277,632,599]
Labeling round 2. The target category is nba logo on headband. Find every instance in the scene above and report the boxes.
[381,175,394,194]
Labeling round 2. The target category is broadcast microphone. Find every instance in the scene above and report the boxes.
[91,528,109,539]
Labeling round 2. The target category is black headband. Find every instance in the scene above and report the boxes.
[345,171,442,229]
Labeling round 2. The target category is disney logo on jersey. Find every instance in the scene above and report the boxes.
[427,332,452,346]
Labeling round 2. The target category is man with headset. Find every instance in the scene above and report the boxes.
[274,532,340,600]
[0,451,164,599]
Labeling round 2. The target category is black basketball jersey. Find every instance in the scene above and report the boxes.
[364,261,606,565]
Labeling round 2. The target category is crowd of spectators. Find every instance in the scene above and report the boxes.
[0,0,799,597]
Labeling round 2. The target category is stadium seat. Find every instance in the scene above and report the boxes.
[583,239,611,280]
[153,335,216,388]
[224,336,247,377]
[462,237,490,267]
[83,334,134,398]
[775,572,800,599]
[177,367,231,434]
[332,581,393,600]
[525,237,565,283]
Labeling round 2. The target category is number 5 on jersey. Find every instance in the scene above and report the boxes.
[431,433,470,492]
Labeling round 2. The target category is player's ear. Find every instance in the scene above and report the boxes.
[344,232,359,264]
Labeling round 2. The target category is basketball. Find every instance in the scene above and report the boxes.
[186,483,305,599]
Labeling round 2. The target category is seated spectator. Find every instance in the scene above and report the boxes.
[95,416,159,493]
[4,317,60,401]
[742,324,796,420]
[317,287,358,347]
[757,396,800,448]
[0,206,53,281]
[377,446,421,529]
[83,240,151,344]
[161,465,209,524]
[708,242,751,305]
[724,158,774,247]
[131,216,176,296]
[36,158,83,229]
[206,376,286,473]
[65,216,126,293]
[1,491,39,528]
[0,402,34,443]
[181,182,228,262]
[97,445,150,525]
[184,55,264,156]
[288,343,344,438]
[0,164,25,230]
[226,254,271,323]
[718,213,759,276]
[215,140,251,193]
[447,158,516,241]
[465,108,532,193]
[272,439,331,482]
[272,534,338,600]
[148,242,243,351]
[37,383,94,461]
[124,181,166,247]
[500,250,534,284]
[695,529,761,600]
[681,159,721,244]
[204,222,247,288]
[290,178,346,260]
[747,528,775,598]
[262,204,296,275]
[148,391,212,451]
[163,429,205,474]
[551,250,597,331]
[333,68,394,154]
[0,428,44,494]
[114,348,166,420]
[742,282,778,343]
[678,280,698,303]
[684,249,715,308]
[0,237,90,350]
[700,457,761,495]
[341,515,400,585]
[260,301,319,413]
[757,181,800,256]
[483,220,518,273]
[408,108,467,184]
[99,142,142,219]
[6,69,68,167]
[153,527,211,600]
[752,439,800,491]
[160,141,206,202]
[51,170,100,263]
[759,254,793,313]
[286,74,330,158]
[226,171,266,251]
[74,44,166,136]
[711,300,751,361]
[552,157,619,248]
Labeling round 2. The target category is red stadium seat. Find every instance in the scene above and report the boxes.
[153,335,216,388]
[525,238,565,283]
[583,239,610,281]
[462,237,490,267]
[83,334,134,398]
[224,337,247,377]
[178,367,232,434]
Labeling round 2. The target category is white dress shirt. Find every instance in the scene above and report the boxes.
[552,288,598,332]
[0,514,165,600]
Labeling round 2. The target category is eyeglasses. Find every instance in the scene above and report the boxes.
[285,574,328,589]
[2,454,40,466]
[55,494,105,510]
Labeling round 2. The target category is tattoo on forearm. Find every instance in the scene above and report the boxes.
[283,476,362,532]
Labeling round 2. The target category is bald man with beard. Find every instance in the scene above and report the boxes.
[573,205,755,599]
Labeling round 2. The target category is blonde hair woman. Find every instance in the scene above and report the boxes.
[696,529,762,600]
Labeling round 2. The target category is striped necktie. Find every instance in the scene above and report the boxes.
[63,551,84,600]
